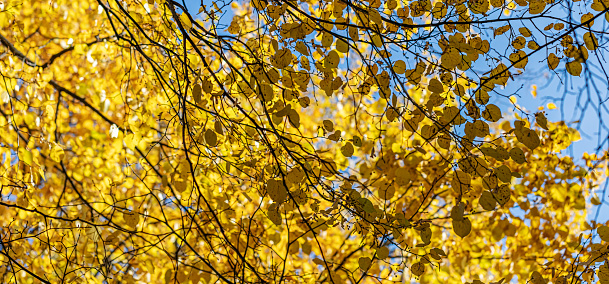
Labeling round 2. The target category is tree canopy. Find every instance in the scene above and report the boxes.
[1,0,609,283]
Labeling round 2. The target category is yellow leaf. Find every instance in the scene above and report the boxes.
[336,38,349,53]
[85,227,100,241]
[371,34,383,47]
[295,41,309,55]
[469,0,490,14]
[205,129,218,147]
[512,36,526,49]
[490,0,505,7]
[528,40,540,50]
[583,32,598,50]
[394,167,411,186]
[288,109,300,128]
[299,96,311,108]
[509,50,528,69]
[441,48,461,69]
[376,246,389,259]
[495,165,511,183]
[451,203,465,221]
[202,77,213,93]
[192,84,202,104]
[566,61,582,76]
[323,120,334,132]
[428,78,444,93]
[493,185,511,206]
[123,211,140,228]
[419,226,432,245]
[340,142,354,157]
[18,147,33,166]
[272,48,292,69]
[352,135,362,147]
[267,179,287,203]
[598,225,609,242]
[432,2,447,18]
[50,143,65,163]
[324,50,340,69]
[214,120,224,135]
[479,191,497,211]
[321,32,333,47]
[179,13,192,30]
[267,203,282,225]
[535,112,548,130]
[510,147,526,164]
[482,104,502,122]
[453,217,472,238]
[529,271,546,284]
[393,60,406,74]
[452,171,471,195]
[33,165,44,181]
[591,194,602,205]
[494,25,510,37]
[411,262,426,276]
[359,257,372,270]
[581,12,594,27]
[528,0,546,14]
[599,263,609,282]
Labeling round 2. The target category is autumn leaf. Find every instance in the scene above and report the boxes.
[1,1,608,283]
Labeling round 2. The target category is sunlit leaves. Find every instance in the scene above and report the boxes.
[49,143,65,163]
[2,0,608,283]
[18,147,33,166]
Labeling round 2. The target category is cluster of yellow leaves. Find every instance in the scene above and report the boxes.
[0,0,607,283]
